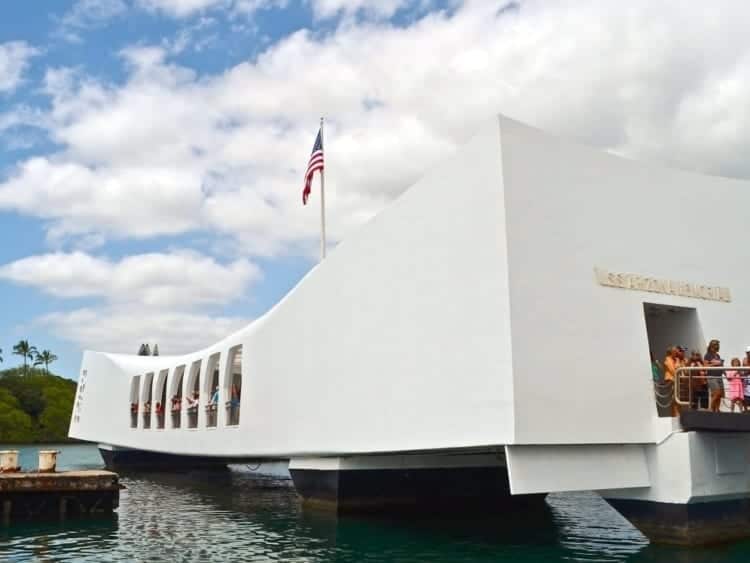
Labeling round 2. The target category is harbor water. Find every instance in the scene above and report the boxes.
[1,444,750,562]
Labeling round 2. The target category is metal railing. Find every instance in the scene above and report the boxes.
[205,404,217,427]
[171,411,181,429]
[186,405,198,428]
[225,401,240,426]
[673,365,750,409]
[130,404,138,428]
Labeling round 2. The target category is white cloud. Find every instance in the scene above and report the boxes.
[137,0,285,18]
[136,0,230,17]
[0,251,259,308]
[311,0,418,20]
[8,0,750,355]
[0,41,38,93]
[57,0,128,42]
[7,0,750,258]
[39,307,251,355]
[0,158,205,242]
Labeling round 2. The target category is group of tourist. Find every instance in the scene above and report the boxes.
[133,384,242,420]
[655,339,750,415]
[128,400,165,417]
[173,387,237,411]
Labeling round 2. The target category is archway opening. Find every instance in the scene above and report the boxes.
[225,346,242,426]
[205,353,220,428]
[129,375,141,428]
[186,360,201,428]
[170,365,185,429]
[154,369,168,429]
[141,372,154,429]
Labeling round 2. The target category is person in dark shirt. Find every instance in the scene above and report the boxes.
[688,351,708,409]
[705,339,724,412]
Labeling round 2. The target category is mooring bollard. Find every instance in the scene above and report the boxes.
[38,450,60,473]
[0,451,20,473]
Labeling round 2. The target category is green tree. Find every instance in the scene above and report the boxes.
[12,340,37,375]
[0,347,3,363]
[37,401,72,442]
[0,369,77,443]
[33,350,58,375]
[0,388,35,442]
[1,377,46,419]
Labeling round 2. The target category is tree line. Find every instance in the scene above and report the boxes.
[0,340,71,443]
[0,340,58,375]
[0,367,76,443]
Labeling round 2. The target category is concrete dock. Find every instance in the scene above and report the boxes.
[0,470,122,524]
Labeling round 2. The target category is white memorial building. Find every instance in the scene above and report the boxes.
[70,115,750,545]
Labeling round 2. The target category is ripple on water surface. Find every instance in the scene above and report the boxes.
[3,444,750,562]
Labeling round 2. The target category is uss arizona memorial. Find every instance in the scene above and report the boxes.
[70,115,750,545]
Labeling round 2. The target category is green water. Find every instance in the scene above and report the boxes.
[1,445,750,561]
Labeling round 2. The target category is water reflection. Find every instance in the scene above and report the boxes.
[548,492,647,560]
[5,446,750,561]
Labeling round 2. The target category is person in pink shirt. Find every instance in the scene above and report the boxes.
[726,358,745,412]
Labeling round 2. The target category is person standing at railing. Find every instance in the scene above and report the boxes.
[726,358,746,413]
[688,351,708,410]
[742,347,750,410]
[663,346,681,416]
[705,339,725,412]
[651,353,662,382]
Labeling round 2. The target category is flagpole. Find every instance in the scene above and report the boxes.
[319,116,327,261]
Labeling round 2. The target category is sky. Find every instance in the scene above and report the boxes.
[1,0,750,379]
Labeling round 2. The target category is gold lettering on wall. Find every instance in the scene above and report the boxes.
[594,268,731,303]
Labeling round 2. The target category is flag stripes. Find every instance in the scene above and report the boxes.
[303,129,324,205]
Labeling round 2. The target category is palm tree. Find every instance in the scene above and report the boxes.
[33,350,58,375]
[12,340,37,375]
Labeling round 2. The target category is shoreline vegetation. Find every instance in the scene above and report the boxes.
[0,341,76,444]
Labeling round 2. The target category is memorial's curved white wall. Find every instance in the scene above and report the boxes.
[70,119,516,457]
[70,115,750,460]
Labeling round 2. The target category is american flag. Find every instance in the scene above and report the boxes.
[302,128,324,205]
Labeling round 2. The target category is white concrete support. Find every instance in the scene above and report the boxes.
[505,444,650,494]
[601,432,750,505]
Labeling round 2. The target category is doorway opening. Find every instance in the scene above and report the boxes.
[643,303,705,415]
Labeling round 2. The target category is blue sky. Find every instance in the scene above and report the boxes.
[0,0,459,378]
[1,0,749,379]
[0,0,324,377]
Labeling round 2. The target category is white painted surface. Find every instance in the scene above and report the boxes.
[71,120,515,457]
[600,431,750,504]
[505,444,650,494]
[69,117,750,503]
[497,118,743,445]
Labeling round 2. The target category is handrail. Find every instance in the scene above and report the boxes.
[674,366,750,407]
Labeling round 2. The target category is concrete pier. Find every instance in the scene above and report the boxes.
[289,453,546,514]
[0,470,122,524]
